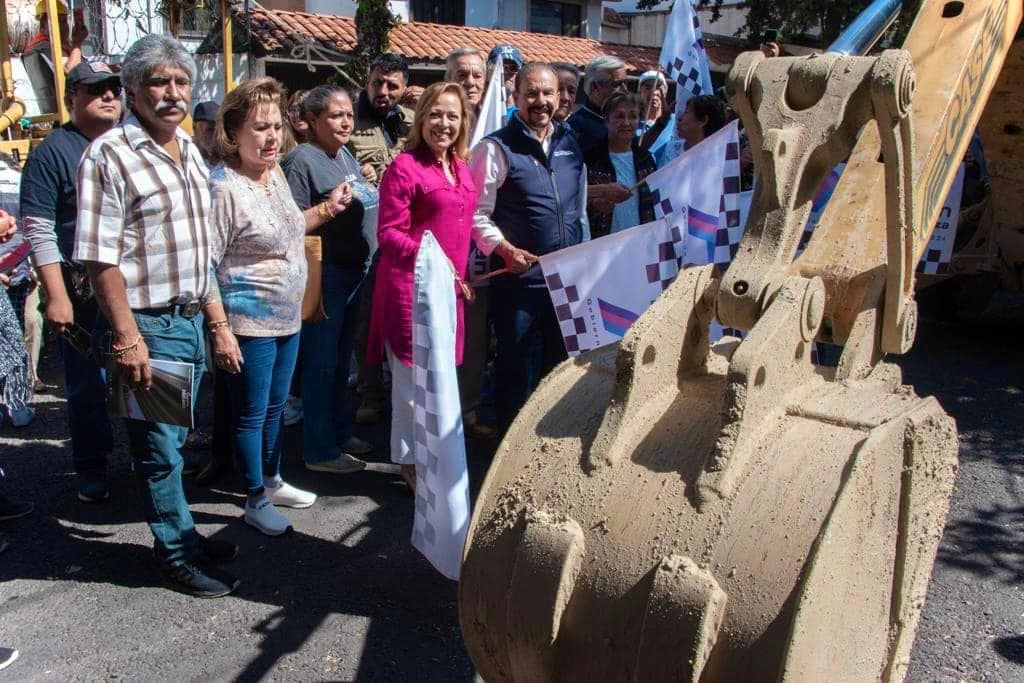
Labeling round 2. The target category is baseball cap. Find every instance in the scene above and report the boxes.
[192,101,219,123]
[638,70,667,88]
[488,44,524,69]
[66,61,119,88]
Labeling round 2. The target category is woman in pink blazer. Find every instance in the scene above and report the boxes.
[367,82,478,489]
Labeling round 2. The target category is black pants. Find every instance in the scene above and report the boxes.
[491,284,567,431]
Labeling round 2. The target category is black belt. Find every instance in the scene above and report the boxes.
[134,300,203,318]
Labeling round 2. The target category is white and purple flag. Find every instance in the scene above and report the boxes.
[540,218,681,356]
[660,0,714,115]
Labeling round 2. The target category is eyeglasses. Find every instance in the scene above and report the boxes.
[82,82,122,97]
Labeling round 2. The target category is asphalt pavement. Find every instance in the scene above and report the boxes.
[1,293,1023,681]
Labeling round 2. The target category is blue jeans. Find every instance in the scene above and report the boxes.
[301,263,364,463]
[491,284,567,430]
[226,333,300,495]
[60,299,114,481]
[96,309,205,567]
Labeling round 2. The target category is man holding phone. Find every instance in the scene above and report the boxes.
[22,60,121,503]
[761,28,781,58]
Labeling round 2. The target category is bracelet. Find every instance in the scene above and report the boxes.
[109,335,142,359]
[207,319,229,331]
[317,202,335,221]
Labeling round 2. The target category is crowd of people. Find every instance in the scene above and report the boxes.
[0,32,745,600]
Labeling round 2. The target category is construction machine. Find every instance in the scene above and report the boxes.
[458,0,1021,680]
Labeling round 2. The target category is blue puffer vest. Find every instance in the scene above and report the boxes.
[488,117,584,286]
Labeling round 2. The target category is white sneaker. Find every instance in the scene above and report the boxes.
[265,481,317,509]
[282,396,303,426]
[0,647,18,671]
[244,497,292,536]
[305,453,366,474]
[342,435,374,456]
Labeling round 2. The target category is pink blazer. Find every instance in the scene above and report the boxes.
[367,146,477,367]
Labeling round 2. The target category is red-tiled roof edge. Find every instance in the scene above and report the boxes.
[231,6,673,72]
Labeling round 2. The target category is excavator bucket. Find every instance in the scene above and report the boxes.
[459,0,1021,680]
[460,267,956,681]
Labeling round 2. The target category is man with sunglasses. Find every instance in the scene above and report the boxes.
[21,60,121,504]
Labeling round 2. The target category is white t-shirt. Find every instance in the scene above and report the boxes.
[609,151,639,233]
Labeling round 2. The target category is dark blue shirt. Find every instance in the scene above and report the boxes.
[566,96,607,161]
[20,124,91,263]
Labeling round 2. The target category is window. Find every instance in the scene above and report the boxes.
[177,2,215,37]
[411,0,465,25]
[530,1,583,37]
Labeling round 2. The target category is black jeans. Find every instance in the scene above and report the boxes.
[491,284,567,430]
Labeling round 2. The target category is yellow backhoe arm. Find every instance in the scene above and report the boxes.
[722,0,1021,378]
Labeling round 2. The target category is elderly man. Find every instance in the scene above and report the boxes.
[74,35,239,598]
[567,54,628,158]
[446,47,486,114]
[470,62,590,431]
[21,61,122,503]
[551,61,580,123]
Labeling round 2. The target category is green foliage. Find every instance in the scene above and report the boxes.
[635,0,917,50]
[340,0,401,87]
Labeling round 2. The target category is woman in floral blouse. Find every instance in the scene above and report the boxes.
[203,78,353,536]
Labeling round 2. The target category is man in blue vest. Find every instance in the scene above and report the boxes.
[469,62,590,431]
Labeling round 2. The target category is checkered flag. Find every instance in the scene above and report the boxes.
[409,232,471,581]
[466,244,491,283]
[715,140,743,267]
[917,163,966,275]
[660,0,713,112]
[651,187,676,221]
[645,226,686,291]
[546,272,589,355]
[917,248,949,275]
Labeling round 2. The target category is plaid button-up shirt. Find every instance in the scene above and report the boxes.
[73,114,213,309]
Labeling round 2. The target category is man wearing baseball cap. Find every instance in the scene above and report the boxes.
[21,59,122,504]
[23,0,87,73]
[192,101,218,166]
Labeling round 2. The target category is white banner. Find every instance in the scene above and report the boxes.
[540,218,681,356]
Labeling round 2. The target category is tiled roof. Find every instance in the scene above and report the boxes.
[203,6,743,71]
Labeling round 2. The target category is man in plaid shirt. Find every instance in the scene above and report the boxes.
[74,35,239,598]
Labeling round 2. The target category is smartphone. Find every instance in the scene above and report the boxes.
[763,28,779,44]
[62,322,94,360]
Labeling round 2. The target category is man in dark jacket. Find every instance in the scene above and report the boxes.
[567,54,627,158]
[469,62,591,430]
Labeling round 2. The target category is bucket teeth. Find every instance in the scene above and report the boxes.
[633,555,728,683]
[505,508,586,682]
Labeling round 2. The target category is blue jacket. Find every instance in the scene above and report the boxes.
[488,117,585,287]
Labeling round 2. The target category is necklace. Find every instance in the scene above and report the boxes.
[237,167,297,232]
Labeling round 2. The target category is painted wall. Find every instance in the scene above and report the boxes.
[305,0,409,20]
[192,54,265,105]
[623,5,749,47]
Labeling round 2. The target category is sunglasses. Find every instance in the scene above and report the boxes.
[82,82,122,97]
